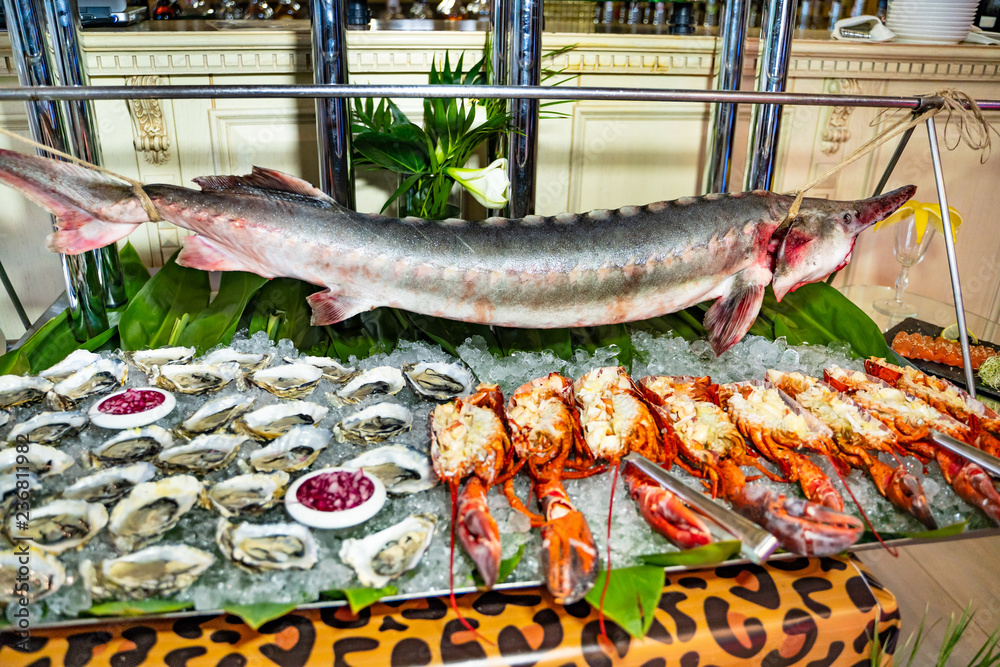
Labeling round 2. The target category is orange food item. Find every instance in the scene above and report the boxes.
[891,331,997,370]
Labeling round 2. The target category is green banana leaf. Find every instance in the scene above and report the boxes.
[223,599,307,631]
[84,598,193,617]
[639,541,742,568]
[584,564,665,638]
[118,250,212,351]
[242,278,332,356]
[322,585,399,615]
[176,271,268,353]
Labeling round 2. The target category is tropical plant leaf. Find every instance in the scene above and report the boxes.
[354,126,430,174]
[322,585,398,614]
[175,272,268,353]
[243,278,331,356]
[639,541,741,567]
[223,600,304,631]
[85,598,193,617]
[119,242,151,300]
[472,543,527,587]
[118,250,212,351]
[584,565,664,638]
[0,348,29,376]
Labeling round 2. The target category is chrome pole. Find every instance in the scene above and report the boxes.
[506,0,542,218]
[44,0,126,308]
[3,0,110,340]
[311,0,356,208]
[926,116,976,396]
[744,0,797,191]
[487,0,511,217]
[705,0,749,193]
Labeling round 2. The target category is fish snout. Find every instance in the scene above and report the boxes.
[854,184,917,231]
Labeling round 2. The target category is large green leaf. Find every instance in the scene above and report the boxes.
[85,598,193,617]
[321,585,398,615]
[119,242,151,300]
[0,348,29,376]
[176,272,268,353]
[354,125,430,174]
[584,565,664,638]
[639,541,741,567]
[757,283,893,358]
[404,312,501,358]
[243,278,331,355]
[118,250,212,351]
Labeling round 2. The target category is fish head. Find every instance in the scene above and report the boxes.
[771,184,916,301]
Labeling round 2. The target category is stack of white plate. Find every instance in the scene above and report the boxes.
[887,0,981,44]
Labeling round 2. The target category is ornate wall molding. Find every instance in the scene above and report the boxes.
[126,75,171,165]
[820,78,862,154]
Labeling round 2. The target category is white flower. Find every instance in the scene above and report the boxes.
[446,158,510,209]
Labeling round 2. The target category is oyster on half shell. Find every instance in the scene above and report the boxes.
[108,475,202,552]
[90,425,174,467]
[202,471,290,517]
[129,346,196,374]
[39,349,101,383]
[81,544,215,600]
[46,358,128,410]
[341,445,436,494]
[156,433,245,472]
[0,548,66,604]
[62,462,158,505]
[233,401,329,440]
[5,410,88,445]
[202,349,273,372]
[248,426,331,472]
[216,518,318,572]
[403,362,475,401]
[336,402,412,444]
[332,366,405,405]
[0,444,74,477]
[250,363,324,399]
[176,393,255,437]
[0,375,53,409]
[339,513,437,588]
[284,355,357,383]
[7,499,108,555]
[152,362,242,395]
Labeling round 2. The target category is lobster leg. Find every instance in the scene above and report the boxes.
[732,483,863,557]
[457,476,502,588]
[866,457,937,529]
[936,450,1000,526]
[623,465,713,549]
[535,479,599,605]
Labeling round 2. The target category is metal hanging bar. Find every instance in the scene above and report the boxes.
[506,0,542,218]
[311,0,356,208]
[1,84,997,110]
[745,0,797,191]
[705,0,749,193]
[0,259,31,329]
[44,0,126,308]
[487,0,511,217]
[3,0,110,340]
[926,116,977,396]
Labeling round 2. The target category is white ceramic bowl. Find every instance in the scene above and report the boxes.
[285,467,386,529]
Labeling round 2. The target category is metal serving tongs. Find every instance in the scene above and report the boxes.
[625,453,779,564]
[931,430,1000,478]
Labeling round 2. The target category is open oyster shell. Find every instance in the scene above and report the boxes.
[233,401,329,440]
[152,362,242,395]
[81,544,215,600]
[62,462,158,505]
[0,547,66,604]
[332,367,405,405]
[336,402,412,444]
[403,362,475,401]
[339,513,437,588]
[7,499,108,555]
[39,350,102,383]
[284,355,357,383]
[216,518,318,572]
[0,375,53,409]
[128,346,196,374]
[0,443,74,477]
[202,471,290,517]
[89,425,174,467]
[341,445,436,494]
[249,426,331,472]
[202,349,274,372]
[108,475,202,553]
[46,358,128,410]
[6,410,88,445]
[176,393,255,437]
[156,433,245,472]
[250,363,324,399]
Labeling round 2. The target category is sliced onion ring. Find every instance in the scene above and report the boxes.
[285,467,386,529]
[88,387,176,429]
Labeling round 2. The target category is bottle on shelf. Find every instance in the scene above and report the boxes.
[651,0,668,26]
[466,0,490,19]
[152,0,182,19]
[243,0,274,19]
[272,0,307,19]
[378,0,405,19]
[436,0,467,20]
[409,0,434,18]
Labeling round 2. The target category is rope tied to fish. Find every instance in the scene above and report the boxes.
[786,88,998,222]
[0,88,994,227]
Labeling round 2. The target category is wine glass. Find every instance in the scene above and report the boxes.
[872,213,936,319]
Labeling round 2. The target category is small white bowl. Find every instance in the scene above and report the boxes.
[88,387,176,429]
[285,467,386,529]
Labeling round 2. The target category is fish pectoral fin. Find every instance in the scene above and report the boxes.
[176,235,262,274]
[704,267,770,356]
[47,220,143,255]
[306,289,364,325]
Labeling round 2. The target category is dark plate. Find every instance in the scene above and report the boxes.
[883,317,1000,402]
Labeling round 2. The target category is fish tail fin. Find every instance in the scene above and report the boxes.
[704,267,769,355]
[0,148,150,254]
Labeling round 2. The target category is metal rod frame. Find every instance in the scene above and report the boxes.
[926,116,977,396]
[705,0,749,193]
[0,84,996,109]
[311,0,355,208]
[506,0,542,218]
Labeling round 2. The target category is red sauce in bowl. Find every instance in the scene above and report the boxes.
[296,469,374,512]
[97,388,166,415]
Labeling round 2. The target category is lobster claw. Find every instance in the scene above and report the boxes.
[457,477,502,588]
[733,484,863,557]
[868,458,937,529]
[536,480,599,605]
[936,451,1000,526]
[624,465,713,549]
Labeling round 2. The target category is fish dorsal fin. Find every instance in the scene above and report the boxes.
[193,167,337,204]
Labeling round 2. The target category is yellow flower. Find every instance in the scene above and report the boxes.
[872,199,962,243]
[446,158,510,209]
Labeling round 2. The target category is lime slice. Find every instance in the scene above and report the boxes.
[940,324,979,345]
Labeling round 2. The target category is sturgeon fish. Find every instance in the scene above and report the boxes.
[0,148,913,354]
